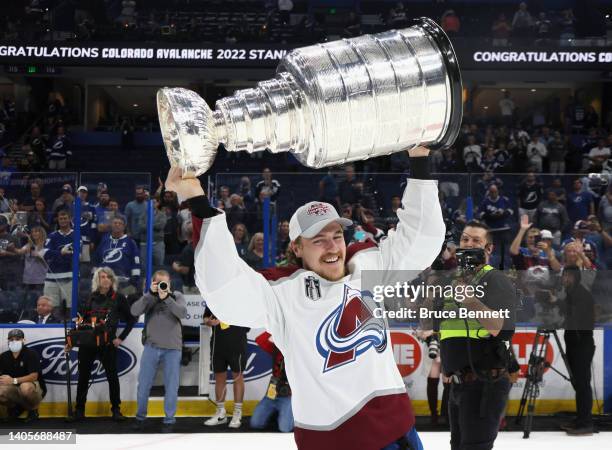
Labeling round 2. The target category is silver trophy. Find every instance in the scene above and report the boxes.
[158,17,462,178]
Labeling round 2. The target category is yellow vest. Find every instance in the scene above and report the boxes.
[439,265,494,341]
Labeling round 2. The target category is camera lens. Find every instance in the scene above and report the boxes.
[158,281,168,291]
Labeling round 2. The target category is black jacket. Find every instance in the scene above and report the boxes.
[79,290,136,341]
[563,283,595,331]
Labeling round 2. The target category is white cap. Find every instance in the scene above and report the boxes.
[540,229,553,239]
[77,185,88,192]
[289,202,353,241]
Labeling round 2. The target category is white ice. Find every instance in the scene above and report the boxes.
[34,431,612,450]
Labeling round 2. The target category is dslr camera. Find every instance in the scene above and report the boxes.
[455,248,486,274]
[158,281,169,292]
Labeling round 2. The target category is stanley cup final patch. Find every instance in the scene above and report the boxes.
[304,275,322,301]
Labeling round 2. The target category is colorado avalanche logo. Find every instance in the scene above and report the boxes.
[316,285,387,373]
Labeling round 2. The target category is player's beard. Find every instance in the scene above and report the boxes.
[305,253,345,282]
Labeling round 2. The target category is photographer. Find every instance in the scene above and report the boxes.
[430,220,516,450]
[130,270,187,433]
[68,267,136,421]
[560,266,595,436]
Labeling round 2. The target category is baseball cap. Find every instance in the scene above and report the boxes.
[574,220,589,230]
[289,202,353,241]
[8,329,24,340]
[97,182,108,192]
[62,184,73,193]
[77,185,88,192]
[540,229,553,239]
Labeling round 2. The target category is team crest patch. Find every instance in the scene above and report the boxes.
[315,285,387,372]
[306,203,331,216]
[304,276,321,301]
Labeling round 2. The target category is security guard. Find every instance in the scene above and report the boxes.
[439,220,516,450]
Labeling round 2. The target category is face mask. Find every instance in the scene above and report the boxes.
[9,341,23,353]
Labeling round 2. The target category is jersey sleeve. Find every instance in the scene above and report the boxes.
[194,212,283,332]
[379,178,445,272]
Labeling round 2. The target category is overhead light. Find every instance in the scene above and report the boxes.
[500,88,507,92]
[531,89,537,92]
[133,103,139,107]
[483,106,489,110]
[116,85,122,89]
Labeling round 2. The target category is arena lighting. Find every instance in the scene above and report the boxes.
[483,106,489,109]
[531,88,537,92]
[500,88,507,92]
[116,85,122,89]
[132,103,139,107]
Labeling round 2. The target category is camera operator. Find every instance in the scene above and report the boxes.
[559,266,595,436]
[130,270,187,433]
[67,267,136,421]
[429,220,517,450]
[0,329,45,422]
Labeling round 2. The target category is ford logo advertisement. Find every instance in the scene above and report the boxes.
[214,340,272,382]
[29,338,137,385]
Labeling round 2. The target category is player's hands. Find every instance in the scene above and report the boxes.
[0,375,13,385]
[150,281,158,293]
[164,167,205,203]
[61,245,73,256]
[112,338,122,348]
[407,146,429,157]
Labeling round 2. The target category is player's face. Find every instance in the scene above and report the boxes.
[294,222,346,282]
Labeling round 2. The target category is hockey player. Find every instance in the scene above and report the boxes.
[94,216,141,294]
[166,147,445,450]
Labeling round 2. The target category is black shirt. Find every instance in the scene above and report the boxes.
[176,243,195,287]
[0,347,41,378]
[440,269,517,375]
[203,307,249,350]
[518,182,543,210]
[563,283,594,331]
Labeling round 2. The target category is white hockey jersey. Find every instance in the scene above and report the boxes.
[194,179,445,431]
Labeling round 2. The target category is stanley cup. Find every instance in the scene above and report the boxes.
[157,17,462,177]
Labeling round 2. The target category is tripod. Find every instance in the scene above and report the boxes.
[515,329,573,438]
[62,299,74,422]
